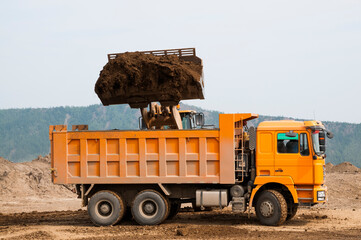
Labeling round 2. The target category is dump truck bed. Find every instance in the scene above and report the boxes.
[50,114,257,185]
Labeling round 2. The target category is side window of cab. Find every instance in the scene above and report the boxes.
[277,132,310,156]
[277,133,298,154]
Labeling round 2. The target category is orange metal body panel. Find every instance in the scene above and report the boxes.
[253,119,327,204]
[250,176,299,204]
[256,120,325,186]
[50,114,256,185]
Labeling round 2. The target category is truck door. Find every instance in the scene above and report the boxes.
[274,132,313,184]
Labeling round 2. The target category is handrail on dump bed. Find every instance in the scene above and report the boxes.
[107,48,196,61]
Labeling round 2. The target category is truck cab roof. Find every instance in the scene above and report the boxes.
[258,120,324,131]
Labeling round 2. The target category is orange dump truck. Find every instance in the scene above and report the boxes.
[50,112,333,226]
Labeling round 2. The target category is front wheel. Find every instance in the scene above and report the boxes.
[255,190,287,226]
[87,190,125,226]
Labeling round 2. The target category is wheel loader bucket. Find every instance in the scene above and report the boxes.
[95,48,204,108]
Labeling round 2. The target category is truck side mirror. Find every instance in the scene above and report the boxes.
[326,130,334,139]
[285,131,297,138]
[319,132,326,145]
[195,113,204,126]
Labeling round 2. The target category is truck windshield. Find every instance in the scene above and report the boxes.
[311,131,324,156]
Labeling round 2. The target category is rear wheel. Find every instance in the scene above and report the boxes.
[87,190,125,226]
[131,190,169,225]
[255,190,287,226]
[286,203,298,221]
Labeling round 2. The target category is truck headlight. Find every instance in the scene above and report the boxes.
[317,191,326,201]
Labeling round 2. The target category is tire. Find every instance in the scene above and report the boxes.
[255,190,287,226]
[87,190,125,226]
[286,203,298,221]
[131,190,169,225]
[164,197,171,220]
[167,201,181,219]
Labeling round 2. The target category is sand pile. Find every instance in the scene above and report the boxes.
[325,162,334,172]
[327,162,360,173]
[324,168,361,209]
[0,155,74,198]
[95,52,204,107]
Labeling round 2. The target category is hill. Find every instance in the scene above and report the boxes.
[0,104,360,167]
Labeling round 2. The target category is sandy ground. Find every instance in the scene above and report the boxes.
[1,158,361,239]
[0,208,360,239]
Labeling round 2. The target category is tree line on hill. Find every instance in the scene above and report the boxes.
[0,104,359,167]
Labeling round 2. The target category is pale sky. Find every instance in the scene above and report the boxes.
[1,0,360,123]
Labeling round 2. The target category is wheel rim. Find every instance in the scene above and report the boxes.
[260,200,274,218]
[139,199,159,218]
[96,200,113,218]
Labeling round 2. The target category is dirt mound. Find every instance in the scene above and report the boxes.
[95,52,204,107]
[32,155,51,164]
[329,162,360,173]
[325,162,334,172]
[324,170,361,210]
[0,155,74,198]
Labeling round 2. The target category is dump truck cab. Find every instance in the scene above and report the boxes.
[249,119,331,224]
